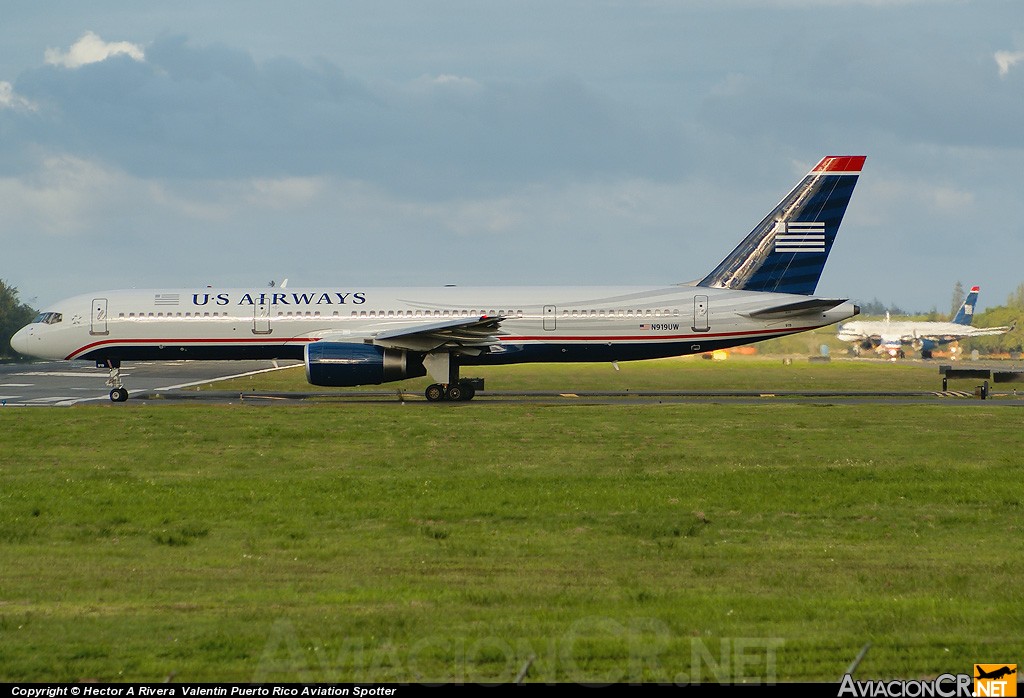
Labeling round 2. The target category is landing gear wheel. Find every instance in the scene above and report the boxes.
[425,384,446,402]
[457,382,476,401]
[110,387,129,402]
[446,384,464,401]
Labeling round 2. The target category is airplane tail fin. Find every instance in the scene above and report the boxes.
[698,156,865,295]
[952,285,980,325]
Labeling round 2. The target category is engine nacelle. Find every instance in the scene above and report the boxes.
[911,338,937,352]
[305,342,426,387]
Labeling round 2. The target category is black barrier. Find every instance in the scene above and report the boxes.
[938,367,991,379]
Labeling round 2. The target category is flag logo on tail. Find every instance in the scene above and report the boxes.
[774,221,825,253]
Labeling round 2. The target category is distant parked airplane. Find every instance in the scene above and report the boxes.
[12,156,865,402]
[836,286,1013,359]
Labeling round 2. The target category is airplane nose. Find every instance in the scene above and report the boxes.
[10,325,31,356]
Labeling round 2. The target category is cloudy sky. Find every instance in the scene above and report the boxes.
[2,0,1022,312]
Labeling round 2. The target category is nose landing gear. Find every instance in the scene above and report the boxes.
[99,359,129,402]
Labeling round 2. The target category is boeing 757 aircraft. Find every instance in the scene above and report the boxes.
[11,156,865,401]
[836,285,1013,359]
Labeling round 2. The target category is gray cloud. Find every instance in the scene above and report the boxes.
[4,34,687,195]
[696,16,1024,154]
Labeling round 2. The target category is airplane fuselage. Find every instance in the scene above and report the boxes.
[13,285,858,365]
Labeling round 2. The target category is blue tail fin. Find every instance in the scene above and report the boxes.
[952,285,980,325]
[698,156,865,295]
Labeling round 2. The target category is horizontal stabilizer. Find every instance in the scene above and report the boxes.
[745,298,848,320]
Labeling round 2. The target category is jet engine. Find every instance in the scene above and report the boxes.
[305,342,426,387]
[911,337,938,359]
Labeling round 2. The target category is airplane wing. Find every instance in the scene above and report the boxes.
[913,325,1014,342]
[370,315,506,353]
[837,330,874,341]
[745,298,848,320]
[961,324,1014,338]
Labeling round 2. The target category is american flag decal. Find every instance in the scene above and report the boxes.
[775,221,825,253]
[154,293,180,306]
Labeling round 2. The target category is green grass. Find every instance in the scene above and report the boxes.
[2,371,1022,682]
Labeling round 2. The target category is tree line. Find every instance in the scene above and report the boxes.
[0,279,38,360]
[965,282,1024,354]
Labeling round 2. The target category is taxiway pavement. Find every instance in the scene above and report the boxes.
[3,359,1023,407]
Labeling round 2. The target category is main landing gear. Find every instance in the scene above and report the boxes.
[425,380,477,402]
[100,359,129,402]
[422,353,480,402]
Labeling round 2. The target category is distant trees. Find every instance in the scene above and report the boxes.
[0,279,37,360]
[964,282,1024,355]
[857,298,910,317]
[950,280,965,318]
[1008,282,1024,310]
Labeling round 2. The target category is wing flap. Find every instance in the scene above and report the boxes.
[372,315,505,352]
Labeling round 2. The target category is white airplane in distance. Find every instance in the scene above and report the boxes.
[836,285,1014,359]
[12,155,866,402]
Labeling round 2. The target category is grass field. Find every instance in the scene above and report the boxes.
[204,353,989,396]
[1,359,1022,683]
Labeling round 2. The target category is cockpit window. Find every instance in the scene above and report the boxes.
[32,312,63,325]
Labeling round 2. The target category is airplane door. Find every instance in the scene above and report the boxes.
[253,299,273,334]
[693,295,709,332]
[90,298,109,336]
[543,305,557,331]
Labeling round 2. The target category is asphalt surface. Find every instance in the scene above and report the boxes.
[3,359,1024,407]
[0,359,300,406]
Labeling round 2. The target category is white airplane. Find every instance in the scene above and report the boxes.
[836,285,1013,359]
[11,155,865,402]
